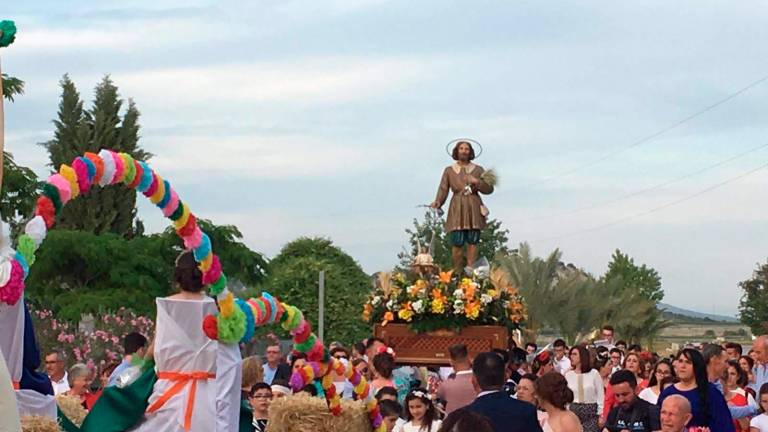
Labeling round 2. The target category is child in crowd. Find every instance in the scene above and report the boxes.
[248,383,272,432]
[379,398,404,432]
[395,388,442,432]
[750,383,768,432]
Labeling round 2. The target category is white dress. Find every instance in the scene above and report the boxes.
[133,298,219,432]
[394,420,443,432]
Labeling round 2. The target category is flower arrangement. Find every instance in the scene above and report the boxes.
[363,267,526,333]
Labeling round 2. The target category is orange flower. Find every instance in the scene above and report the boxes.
[431,288,445,301]
[461,280,476,299]
[362,303,373,321]
[409,280,428,296]
[382,311,394,326]
[465,300,481,320]
[439,270,453,284]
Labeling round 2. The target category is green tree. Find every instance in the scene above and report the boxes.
[397,211,511,271]
[264,237,370,344]
[1,152,39,235]
[739,261,768,334]
[0,76,39,234]
[40,75,151,237]
[25,230,173,321]
[603,249,663,302]
[160,218,269,287]
[25,219,268,321]
[1,74,24,101]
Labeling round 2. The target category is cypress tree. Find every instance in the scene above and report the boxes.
[42,75,151,237]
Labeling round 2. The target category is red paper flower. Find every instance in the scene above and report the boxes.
[202,314,218,340]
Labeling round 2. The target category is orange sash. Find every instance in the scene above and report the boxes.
[146,370,215,432]
[12,381,19,390]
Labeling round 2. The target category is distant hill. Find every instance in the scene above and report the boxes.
[659,302,739,324]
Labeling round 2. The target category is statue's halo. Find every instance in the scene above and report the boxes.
[446,138,483,158]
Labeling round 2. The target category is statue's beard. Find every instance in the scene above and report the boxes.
[458,154,470,162]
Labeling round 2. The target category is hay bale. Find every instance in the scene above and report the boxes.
[267,394,371,432]
[55,395,87,427]
[20,415,60,432]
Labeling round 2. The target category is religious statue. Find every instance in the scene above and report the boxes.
[430,139,495,272]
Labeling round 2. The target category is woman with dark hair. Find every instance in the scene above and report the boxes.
[135,251,221,432]
[724,360,755,432]
[372,352,396,393]
[639,359,675,405]
[658,348,735,432]
[740,356,756,390]
[537,372,583,432]
[564,345,603,432]
[437,408,494,432]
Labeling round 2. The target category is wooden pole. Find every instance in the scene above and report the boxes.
[0,55,5,191]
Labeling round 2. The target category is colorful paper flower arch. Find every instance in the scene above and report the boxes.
[0,148,384,431]
[0,149,247,344]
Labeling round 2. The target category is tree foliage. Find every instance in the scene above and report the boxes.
[25,219,268,321]
[2,74,24,102]
[40,75,151,237]
[264,237,370,344]
[604,249,664,302]
[739,261,768,334]
[499,243,668,345]
[397,211,511,271]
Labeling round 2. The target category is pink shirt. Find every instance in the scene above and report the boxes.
[438,371,477,415]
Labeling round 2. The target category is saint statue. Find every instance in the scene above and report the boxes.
[430,140,494,272]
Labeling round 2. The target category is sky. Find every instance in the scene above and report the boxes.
[3,1,768,316]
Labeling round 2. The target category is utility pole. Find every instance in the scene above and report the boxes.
[318,270,325,342]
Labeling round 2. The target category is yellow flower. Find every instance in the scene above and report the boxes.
[398,308,414,322]
[394,273,406,283]
[487,289,499,299]
[431,298,445,314]
[465,300,481,320]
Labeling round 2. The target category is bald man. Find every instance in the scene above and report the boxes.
[748,336,768,393]
[660,395,693,432]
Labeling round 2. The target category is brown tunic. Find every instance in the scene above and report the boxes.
[434,163,494,232]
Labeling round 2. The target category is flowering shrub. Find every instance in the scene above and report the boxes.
[31,305,154,370]
[363,267,526,333]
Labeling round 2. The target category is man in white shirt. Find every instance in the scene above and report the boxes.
[553,339,571,375]
[44,351,69,395]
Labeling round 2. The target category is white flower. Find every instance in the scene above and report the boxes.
[413,300,425,314]
[481,294,493,305]
[372,296,382,306]
[453,289,464,299]
[453,299,464,314]
[386,299,396,310]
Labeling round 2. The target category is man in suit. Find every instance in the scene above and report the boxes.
[466,352,543,432]
[261,343,291,385]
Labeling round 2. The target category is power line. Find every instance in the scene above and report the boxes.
[526,72,768,188]
[530,160,768,243]
[510,142,768,224]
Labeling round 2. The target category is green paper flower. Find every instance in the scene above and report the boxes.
[0,21,17,48]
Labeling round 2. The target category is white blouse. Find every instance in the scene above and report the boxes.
[564,369,604,414]
[638,386,660,405]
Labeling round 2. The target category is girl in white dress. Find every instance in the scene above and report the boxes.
[133,251,220,432]
[394,388,442,432]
